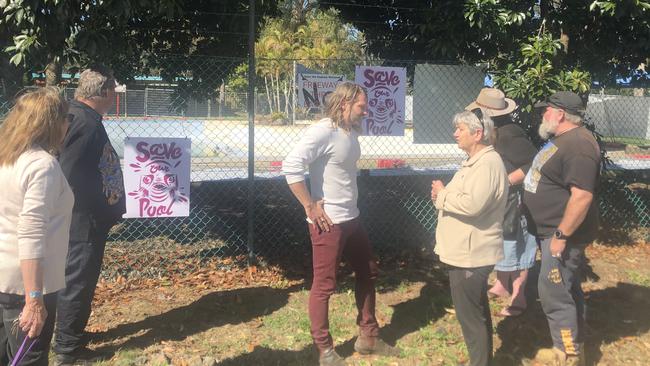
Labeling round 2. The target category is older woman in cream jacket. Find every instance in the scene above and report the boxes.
[431,110,508,366]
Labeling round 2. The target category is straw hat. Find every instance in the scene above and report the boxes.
[465,88,517,117]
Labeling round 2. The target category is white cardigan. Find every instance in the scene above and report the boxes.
[0,148,74,295]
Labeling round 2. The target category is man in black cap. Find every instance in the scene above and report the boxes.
[524,91,599,366]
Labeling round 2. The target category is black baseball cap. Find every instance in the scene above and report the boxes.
[534,91,585,116]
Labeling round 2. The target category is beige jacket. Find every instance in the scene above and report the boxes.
[434,146,508,268]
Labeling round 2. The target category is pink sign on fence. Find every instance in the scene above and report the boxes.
[355,66,406,136]
[123,137,191,218]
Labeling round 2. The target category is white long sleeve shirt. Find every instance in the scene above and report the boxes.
[282,118,361,224]
[0,148,74,295]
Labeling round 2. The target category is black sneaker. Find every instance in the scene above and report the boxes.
[319,348,345,366]
[55,347,109,366]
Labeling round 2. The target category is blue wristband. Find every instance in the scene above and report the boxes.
[28,290,43,299]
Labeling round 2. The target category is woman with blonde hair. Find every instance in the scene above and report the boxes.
[0,87,74,365]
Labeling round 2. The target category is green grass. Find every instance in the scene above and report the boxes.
[329,290,361,342]
[626,270,650,286]
[607,136,650,146]
[94,349,145,366]
[402,320,468,366]
[259,290,313,348]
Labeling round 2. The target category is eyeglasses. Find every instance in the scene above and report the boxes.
[471,108,486,132]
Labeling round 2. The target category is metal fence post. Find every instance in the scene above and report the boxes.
[246,0,256,264]
[292,60,296,125]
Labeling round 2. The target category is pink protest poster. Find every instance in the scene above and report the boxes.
[355,66,406,136]
[123,138,191,218]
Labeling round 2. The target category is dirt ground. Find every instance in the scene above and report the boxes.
[84,239,650,366]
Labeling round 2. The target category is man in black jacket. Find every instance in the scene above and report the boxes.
[54,66,125,365]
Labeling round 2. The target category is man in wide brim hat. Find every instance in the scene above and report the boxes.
[466,87,518,117]
[465,87,541,325]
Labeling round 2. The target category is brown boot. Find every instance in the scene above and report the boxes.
[353,336,401,357]
[319,348,345,366]
[566,343,586,366]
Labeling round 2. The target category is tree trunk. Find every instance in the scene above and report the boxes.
[264,75,274,114]
[560,29,569,53]
[45,52,62,86]
[219,81,226,117]
[274,70,281,113]
[271,73,280,112]
[283,79,289,115]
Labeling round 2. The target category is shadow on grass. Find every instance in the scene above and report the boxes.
[333,251,452,344]
[93,285,301,355]
[495,260,650,366]
[585,282,650,365]
[216,345,317,366]
[381,269,452,346]
[216,264,452,366]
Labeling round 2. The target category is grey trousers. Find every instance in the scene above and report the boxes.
[449,265,494,366]
[538,237,587,355]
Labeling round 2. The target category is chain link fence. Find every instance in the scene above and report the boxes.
[1,55,648,280]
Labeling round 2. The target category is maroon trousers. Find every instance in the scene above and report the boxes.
[308,217,380,352]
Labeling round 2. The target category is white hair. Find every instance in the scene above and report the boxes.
[453,110,494,145]
[74,67,114,99]
[564,111,583,125]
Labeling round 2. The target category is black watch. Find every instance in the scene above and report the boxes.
[554,229,569,240]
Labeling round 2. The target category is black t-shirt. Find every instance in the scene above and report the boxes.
[523,126,600,242]
[494,123,537,175]
[494,123,538,240]
[59,100,125,238]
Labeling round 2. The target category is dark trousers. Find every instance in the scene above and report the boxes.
[308,218,379,353]
[53,222,109,355]
[0,293,58,366]
[538,237,587,355]
[449,265,494,366]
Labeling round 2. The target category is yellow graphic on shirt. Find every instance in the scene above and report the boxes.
[524,141,558,193]
[548,268,562,284]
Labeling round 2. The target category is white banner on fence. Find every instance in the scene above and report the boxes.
[355,66,406,136]
[123,137,191,218]
[297,73,345,109]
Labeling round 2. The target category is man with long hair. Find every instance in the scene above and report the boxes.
[282,82,399,365]
[53,66,125,365]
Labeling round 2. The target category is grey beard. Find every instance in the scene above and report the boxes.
[538,120,557,140]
